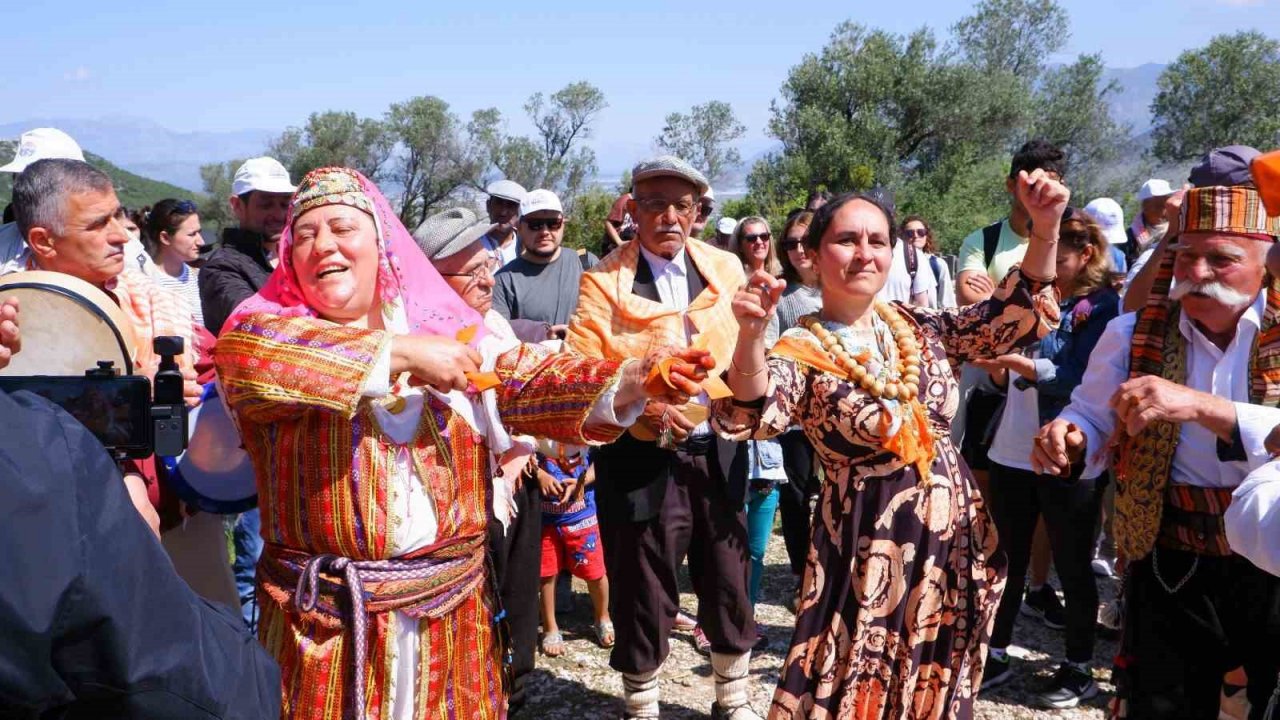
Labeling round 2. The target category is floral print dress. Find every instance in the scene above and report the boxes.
[713,270,1058,719]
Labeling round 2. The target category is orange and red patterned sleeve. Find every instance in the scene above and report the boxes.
[214,314,390,424]
[493,342,627,445]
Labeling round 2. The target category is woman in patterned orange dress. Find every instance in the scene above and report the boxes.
[214,167,707,720]
[714,171,1069,719]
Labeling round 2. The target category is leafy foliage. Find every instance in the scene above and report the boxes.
[197,159,244,232]
[1151,31,1280,162]
[656,101,747,187]
[268,111,394,183]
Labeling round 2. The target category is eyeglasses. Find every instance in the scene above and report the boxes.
[440,256,499,288]
[781,240,804,252]
[742,232,772,244]
[902,228,929,239]
[523,217,564,232]
[634,197,699,217]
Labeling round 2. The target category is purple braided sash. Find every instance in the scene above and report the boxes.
[260,533,486,719]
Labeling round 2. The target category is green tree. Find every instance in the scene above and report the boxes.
[561,187,616,253]
[1033,54,1133,200]
[385,96,491,227]
[1151,31,1280,162]
[950,0,1069,78]
[656,101,747,187]
[268,111,394,182]
[486,82,607,204]
[197,159,244,233]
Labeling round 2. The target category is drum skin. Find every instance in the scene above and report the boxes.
[0,271,137,376]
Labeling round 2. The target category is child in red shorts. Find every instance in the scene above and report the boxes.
[537,452,612,656]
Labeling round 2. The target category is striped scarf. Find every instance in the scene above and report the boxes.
[1112,239,1280,561]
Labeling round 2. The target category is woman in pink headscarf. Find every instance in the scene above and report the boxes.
[214,167,707,720]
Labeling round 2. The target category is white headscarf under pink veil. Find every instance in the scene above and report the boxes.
[221,166,487,344]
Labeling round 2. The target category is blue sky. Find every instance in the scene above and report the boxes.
[6,0,1275,168]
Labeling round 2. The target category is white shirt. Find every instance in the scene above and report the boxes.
[481,232,520,268]
[925,252,956,308]
[638,243,712,436]
[877,241,937,305]
[1226,459,1280,576]
[987,350,1044,473]
[1059,293,1280,487]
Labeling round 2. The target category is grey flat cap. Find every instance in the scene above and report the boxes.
[413,207,492,261]
[486,179,528,203]
[631,155,710,195]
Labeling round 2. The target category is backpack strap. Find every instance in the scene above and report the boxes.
[904,240,918,281]
[929,254,947,303]
[577,247,591,270]
[982,221,1003,271]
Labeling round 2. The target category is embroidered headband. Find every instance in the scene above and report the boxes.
[290,166,376,223]
[1181,185,1280,238]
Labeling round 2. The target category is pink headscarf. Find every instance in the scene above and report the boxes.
[222,167,485,343]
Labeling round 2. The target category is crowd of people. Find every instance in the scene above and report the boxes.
[0,123,1278,720]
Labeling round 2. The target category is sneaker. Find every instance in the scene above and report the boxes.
[1021,585,1067,630]
[1035,664,1098,709]
[1091,556,1115,578]
[980,651,1013,692]
[674,611,698,632]
[692,625,712,656]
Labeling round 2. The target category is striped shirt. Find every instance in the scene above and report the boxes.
[154,264,205,328]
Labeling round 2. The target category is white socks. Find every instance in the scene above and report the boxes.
[711,651,756,714]
[622,668,661,718]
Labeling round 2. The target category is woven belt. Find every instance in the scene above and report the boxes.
[1156,484,1234,557]
[262,534,486,719]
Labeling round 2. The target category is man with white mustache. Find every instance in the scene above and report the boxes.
[1032,155,1280,718]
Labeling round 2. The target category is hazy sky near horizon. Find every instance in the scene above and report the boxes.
[7,0,1275,163]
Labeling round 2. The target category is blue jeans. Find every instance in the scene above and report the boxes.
[745,484,780,605]
[232,509,263,631]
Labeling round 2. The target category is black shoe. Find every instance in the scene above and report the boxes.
[710,702,762,720]
[980,651,1013,692]
[1021,585,1066,630]
[1035,664,1098,709]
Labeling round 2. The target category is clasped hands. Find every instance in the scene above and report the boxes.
[1031,376,1217,476]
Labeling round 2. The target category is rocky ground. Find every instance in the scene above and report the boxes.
[518,532,1119,719]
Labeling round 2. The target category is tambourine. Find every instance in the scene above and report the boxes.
[0,270,137,376]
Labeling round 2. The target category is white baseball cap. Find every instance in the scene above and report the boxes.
[232,157,296,196]
[1137,179,1174,202]
[0,127,85,173]
[1083,198,1127,249]
[717,217,738,235]
[519,189,563,217]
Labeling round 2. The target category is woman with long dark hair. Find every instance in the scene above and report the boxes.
[144,198,205,327]
[972,209,1120,708]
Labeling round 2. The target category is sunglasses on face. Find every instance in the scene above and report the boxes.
[524,217,564,232]
[902,228,928,239]
[781,240,804,252]
[742,232,772,244]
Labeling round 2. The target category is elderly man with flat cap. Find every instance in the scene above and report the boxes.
[1034,145,1280,718]
[566,155,761,720]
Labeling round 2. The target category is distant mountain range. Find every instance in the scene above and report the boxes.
[0,64,1168,195]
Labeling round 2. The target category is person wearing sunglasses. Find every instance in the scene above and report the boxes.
[691,187,715,239]
[492,189,599,345]
[901,215,956,308]
[876,207,938,308]
[144,198,206,327]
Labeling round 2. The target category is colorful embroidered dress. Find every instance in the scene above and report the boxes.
[218,318,624,720]
[713,269,1059,719]
[214,168,632,720]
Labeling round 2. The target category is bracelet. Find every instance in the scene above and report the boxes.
[731,358,766,377]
